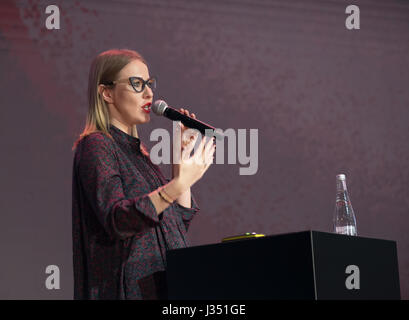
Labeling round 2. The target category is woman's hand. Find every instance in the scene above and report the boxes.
[179,107,199,150]
[172,108,200,178]
[172,108,215,190]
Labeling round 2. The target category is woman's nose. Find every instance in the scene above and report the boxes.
[143,85,153,98]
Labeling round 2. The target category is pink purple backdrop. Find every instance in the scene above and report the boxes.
[0,0,408,299]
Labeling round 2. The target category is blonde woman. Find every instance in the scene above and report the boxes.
[72,49,215,300]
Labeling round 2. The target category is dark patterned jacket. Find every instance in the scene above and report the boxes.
[72,124,199,299]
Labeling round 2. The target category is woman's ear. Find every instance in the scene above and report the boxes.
[98,84,114,104]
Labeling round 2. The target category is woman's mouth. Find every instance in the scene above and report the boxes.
[141,103,151,114]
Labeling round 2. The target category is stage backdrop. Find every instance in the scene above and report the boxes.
[0,0,408,299]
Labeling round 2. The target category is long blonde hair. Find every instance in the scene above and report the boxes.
[72,49,148,155]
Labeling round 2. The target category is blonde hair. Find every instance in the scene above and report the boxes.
[72,49,149,156]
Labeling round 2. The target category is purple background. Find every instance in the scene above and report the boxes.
[0,0,408,299]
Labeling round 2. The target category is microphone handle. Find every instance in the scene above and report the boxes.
[164,107,216,136]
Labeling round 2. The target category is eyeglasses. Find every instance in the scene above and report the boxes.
[102,76,157,93]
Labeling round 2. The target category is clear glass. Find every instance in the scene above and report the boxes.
[333,174,357,236]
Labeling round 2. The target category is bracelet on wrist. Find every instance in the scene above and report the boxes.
[159,189,174,204]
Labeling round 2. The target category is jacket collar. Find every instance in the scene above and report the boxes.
[109,124,141,153]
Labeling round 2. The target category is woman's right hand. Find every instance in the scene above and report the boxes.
[173,135,215,191]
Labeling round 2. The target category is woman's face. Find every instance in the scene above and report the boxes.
[104,59,153,127]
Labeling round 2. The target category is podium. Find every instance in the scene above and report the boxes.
[166,231,400,299]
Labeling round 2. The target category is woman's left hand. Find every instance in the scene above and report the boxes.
[172,108,199,178]
[178,108,199,150]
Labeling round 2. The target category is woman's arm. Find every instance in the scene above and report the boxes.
[171,164,192,208]
[175,188,192,208]
[149,177,188,213]
[78,134,169,240]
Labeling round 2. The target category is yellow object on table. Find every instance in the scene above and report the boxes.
[221,232,265,242]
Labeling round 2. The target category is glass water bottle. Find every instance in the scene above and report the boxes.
[333,174,357,236]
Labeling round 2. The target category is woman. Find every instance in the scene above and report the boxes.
[72,49,215,300]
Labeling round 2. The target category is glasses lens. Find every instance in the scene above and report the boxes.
[130,78,143,92]
[147,78,156,91]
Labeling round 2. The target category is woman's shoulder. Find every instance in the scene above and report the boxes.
[76,131,117,157]
[73,131,119,175]
[82,131,114,145]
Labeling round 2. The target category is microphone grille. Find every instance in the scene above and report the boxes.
[152,100,168,116]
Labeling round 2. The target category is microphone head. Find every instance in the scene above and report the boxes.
[152,100,168,116]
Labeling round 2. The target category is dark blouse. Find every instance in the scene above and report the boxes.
[72,124,199,300]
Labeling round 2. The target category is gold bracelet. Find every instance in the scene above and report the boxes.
[161,188,175,202]
[159,189,174,204]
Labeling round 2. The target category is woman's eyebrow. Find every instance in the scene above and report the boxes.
[132,75,151,80]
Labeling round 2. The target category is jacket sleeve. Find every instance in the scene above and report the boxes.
[163,178,201,230]
[78,133,159,240]
[173,191,200,231]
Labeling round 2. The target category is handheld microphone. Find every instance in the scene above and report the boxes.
[151,100,223,140]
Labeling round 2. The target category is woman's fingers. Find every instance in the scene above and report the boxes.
[204,142,216,170]
[179,108,197,136]
[182,135,215,167]
[187,136,206,162]
[182,134,200,160]
[205,140,216,165]
[195,137,215,164]
[177,120,184,131]
[204,153,214,171]
[179,108,196,119]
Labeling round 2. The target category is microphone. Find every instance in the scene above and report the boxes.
[151,100,224,140]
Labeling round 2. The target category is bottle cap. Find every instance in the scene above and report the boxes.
[336,174,346,180]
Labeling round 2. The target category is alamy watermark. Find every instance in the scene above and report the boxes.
[345,5,360,30]
[45,5,60,30]
[45,265,60,290]
[150,122,258,176]
[45,4,360,31]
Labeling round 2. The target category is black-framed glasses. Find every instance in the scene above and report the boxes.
[102,76,157,93]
